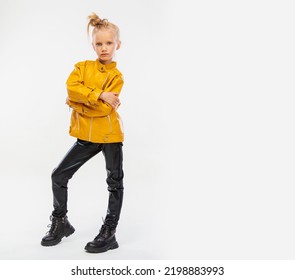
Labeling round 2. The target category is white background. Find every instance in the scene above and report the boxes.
[0,0,294,261]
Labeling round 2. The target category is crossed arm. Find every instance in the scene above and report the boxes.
[66,62,123,115]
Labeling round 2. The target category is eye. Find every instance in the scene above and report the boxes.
[95,43,102,46]
[107,41,113,45]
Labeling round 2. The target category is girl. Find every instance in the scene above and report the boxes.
[41,12,125,254]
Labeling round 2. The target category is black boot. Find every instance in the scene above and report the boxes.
[85,225,119,253]
[41,216,75,246]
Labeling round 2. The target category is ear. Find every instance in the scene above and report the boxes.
[116,40,121,50]
[92,41,95,51]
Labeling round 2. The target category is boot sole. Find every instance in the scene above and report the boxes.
[41,226,75,247]
[85,241,119,253]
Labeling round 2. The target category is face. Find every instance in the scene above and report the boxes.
[92,28,121,65]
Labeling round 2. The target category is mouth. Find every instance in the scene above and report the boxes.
[101,53,109,56]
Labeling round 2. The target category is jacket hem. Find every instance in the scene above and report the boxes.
[69,132,124,144]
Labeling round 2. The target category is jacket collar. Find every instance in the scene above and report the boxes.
[96,59,117,72]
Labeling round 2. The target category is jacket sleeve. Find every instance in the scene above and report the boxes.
[66,62,124,117]
[81,75,124,116]
[66,62,103,105]
[103,75,124,97]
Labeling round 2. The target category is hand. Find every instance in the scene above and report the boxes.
[99,92,121,109]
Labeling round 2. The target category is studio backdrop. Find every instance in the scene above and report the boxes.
[0,0,294,260]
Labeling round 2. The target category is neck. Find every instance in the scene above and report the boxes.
[99,59,113,65]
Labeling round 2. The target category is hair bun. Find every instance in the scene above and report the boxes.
[88,12,108,27]
[87,12,120,40]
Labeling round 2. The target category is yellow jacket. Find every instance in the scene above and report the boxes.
[66,60,124,143]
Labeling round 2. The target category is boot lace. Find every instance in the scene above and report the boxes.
[94,225,109,240]
[45,216,63,235]
[94,217,115,240]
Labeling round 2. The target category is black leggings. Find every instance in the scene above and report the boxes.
[51,139,124,228]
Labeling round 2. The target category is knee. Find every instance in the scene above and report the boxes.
[51,168,67,187]
[107,184,124,192]
[107,168,124,189]
[106,171,124,191]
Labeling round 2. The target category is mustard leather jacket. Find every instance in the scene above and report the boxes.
[66,59,124,143]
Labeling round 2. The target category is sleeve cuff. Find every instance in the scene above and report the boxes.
[88,89,103,105]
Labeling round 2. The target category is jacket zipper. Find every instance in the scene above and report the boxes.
[102,73,110,90]
[76,111,80,133]
[88,117,93,141]
[117,116,124,133]
[102,74,112,136]
[107,115,113,133]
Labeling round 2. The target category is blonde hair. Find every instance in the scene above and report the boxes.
[87,12,120,40]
